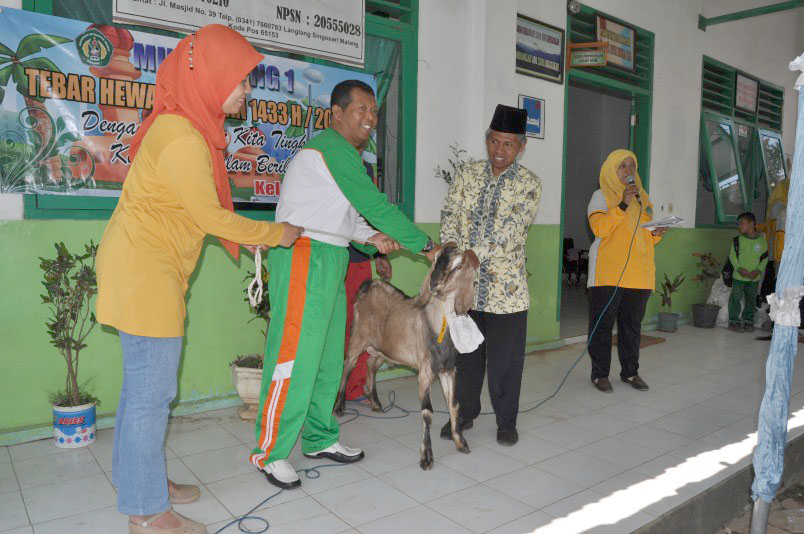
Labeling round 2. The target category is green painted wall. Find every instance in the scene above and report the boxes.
[0,218,734,439]
[0,219,561,438]
[0,220,269,438]
[643,227,734,323]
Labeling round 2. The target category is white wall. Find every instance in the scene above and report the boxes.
[0,0,24,220]
[415,0,802,229]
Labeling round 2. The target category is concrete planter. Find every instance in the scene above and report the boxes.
[230,362,263,421]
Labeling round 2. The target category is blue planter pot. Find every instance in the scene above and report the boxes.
[52,402,96,448]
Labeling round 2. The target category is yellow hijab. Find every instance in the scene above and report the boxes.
[599,149,652,250]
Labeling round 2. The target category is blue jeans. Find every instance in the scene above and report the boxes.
[113,332,182,516]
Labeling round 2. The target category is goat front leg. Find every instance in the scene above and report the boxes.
[418,370,435,470]
[440,370,470,454]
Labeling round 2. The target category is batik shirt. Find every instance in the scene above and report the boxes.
[440,159,541,313]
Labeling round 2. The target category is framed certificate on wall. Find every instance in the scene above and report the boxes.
[515,15,565,84]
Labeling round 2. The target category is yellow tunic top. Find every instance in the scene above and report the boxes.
[586,189,661,290]
[95,115,284,337]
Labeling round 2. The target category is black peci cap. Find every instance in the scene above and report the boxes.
[489,104,527,135]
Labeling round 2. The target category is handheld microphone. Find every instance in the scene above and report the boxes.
[627,175,641,204]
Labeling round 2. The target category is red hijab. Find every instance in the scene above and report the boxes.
[129,24,264,259]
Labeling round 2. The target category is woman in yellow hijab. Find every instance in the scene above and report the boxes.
[586,149,665,393]
[766,177,789,264]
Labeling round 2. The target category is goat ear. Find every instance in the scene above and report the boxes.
[419,268,433,304]
[453,271,474,315]
[463,250,479,269]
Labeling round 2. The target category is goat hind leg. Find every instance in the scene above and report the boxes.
[334,346,361,416]
[365,351,385,412]
[440,370,469,453]
[418,371,434,470]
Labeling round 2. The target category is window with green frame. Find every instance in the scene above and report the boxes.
[22,0,419,221]
[696,56,786,227]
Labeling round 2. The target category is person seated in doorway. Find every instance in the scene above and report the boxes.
[438,104,541,447]
[586,150,666,393]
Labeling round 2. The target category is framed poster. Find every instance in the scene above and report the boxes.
[595,15,635,72]
[735,73,759,114]
[518,95,545,139]
[515,15,564,84]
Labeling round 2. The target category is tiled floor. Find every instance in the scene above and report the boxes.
[3,325,804,533]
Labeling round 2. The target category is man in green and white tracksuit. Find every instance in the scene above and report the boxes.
[727,211,768,333]
[250,80,440,489]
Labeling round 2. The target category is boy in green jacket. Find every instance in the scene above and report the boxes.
[728,212,768,333]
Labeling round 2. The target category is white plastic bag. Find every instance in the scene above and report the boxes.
[707,278,732,328]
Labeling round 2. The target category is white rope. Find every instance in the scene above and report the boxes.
[247,247,263,308]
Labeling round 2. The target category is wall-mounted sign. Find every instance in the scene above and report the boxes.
[515,14,564,84]
[518,94,545,139]
[113,0,365,68]
[570,50,606,67]
[567,42,608,69]
[595,15,635,72]
[735,73,759,114]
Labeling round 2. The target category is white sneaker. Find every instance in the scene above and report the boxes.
[260,459,301,489]
[304,442,364,463]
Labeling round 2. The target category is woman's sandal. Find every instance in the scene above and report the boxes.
[129,508,204,533]
[168,480,200,505]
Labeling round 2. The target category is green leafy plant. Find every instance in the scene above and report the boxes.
[659,272,686,313]
[39,241,100,407]
[434,142,467,185]
[691,252,719,290]
[232,354,263,369]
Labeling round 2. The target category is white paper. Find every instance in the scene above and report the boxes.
[446,312,485,354]
[640,216,684,230]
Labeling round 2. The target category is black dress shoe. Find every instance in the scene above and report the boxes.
[440,419,473,440]
[496,428,518,446]
[592,377,613,392]
[622,375,649,391]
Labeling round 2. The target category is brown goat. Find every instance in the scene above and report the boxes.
[334,246,479,470]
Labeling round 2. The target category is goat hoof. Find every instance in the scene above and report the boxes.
[370,403,383,412]
[419,457,434,470]
[457,444,471,454]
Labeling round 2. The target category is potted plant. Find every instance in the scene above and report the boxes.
[691,252,721,328]
[434,142,468,185]
[230,268,270,421]
[39,241,100,448]
[657,272,685,332]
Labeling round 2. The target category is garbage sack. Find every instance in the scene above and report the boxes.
[708,278,732,328]
[755,302,772,330]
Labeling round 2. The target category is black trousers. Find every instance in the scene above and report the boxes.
[455,310,527,431]
[588,286,651,380]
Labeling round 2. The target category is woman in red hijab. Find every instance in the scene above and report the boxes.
[95,25,301,532]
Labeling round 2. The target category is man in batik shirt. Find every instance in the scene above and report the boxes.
[439,104,541,446]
